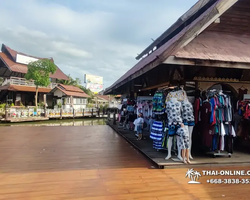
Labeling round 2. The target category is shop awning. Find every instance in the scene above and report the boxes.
[140,82,169,91]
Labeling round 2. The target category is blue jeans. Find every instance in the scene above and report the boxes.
[137,125,143,133]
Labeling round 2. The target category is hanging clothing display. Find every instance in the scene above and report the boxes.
[236,100,250,140]
[200,100,213,149]
[152,91,166,115]
[166,89,187,102]
[176,126,190,150]
[166,99,182,125]
[165,89,188,136]
[150,121,165,150]
[181,100,195,126]
[197,90,235,154]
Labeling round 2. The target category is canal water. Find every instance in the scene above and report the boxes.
[0,118,106,127]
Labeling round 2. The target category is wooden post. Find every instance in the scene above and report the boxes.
[97,108,100,117]
[5,103,8,121]
[91,109,93,117]
[83,109,84,117]
[108,110,110,119]
[44,94,47,118]
[73,108,75,119]
[113,110,116,125]
[60,108,62,119]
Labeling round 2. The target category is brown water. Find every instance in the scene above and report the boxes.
[0,118,106,126]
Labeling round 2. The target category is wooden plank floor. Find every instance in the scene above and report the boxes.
[108,122,250,168]
[0,125,250,199]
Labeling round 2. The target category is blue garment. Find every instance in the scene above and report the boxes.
[210,98,216,124]
[150,121,163,141]
[183,121,195,126]
[153,141,164,150]
[127,105,134,112]
[212,134,217,151]
[137,124,143,133]
[168,124,181,136]
[150,121,164,150]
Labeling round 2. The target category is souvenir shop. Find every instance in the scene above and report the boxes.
[234,87,250,148]
[148,83,239,164]
[117,96,154,131]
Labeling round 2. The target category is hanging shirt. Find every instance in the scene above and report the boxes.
[244,104,250,119]
[166,99,182,125]
[181,100,195,124]
[194,98,200,124]
[210,97,217,125]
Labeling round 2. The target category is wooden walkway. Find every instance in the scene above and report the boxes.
[107,121,250,169]
[0,125,250,199]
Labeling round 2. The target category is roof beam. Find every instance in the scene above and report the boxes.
[105,0,239,95]
[135,0,213,60]
[179,0,238,49]
[164,56,250,70]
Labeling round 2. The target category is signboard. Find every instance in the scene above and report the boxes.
[84,74,103,94]
[84,74,103,85]
[16,54,38,65]
[86,83,103,94]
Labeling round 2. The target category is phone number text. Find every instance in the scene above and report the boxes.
[207,179,250,184]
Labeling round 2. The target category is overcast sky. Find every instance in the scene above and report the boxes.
[0,0,197,88]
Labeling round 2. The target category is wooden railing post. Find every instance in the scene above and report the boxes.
[60,108,62,119]
[91,109,93,117]
[5,104,8,121]
[113,109,117,125]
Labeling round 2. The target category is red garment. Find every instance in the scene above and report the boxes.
[194,98,200,124]
[244,104,250,119]
[201,101,213,148]
[239,88,248,101]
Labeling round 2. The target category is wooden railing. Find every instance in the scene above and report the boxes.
[1,77,57,89]
[4,107,101,119]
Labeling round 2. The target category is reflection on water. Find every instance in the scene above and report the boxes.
[0,118,106,127]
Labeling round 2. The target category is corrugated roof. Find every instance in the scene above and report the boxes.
[106,2,218,92]
[136,0,214,60]
[2,44,54,62]
[58,84,85,93]
[96,95,114,101]
[0,85,51,93]
[174,31,250,63]
[60,90,90,98]
[55,84,90,98]
[0,44,68,80]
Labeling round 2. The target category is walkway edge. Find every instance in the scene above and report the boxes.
[107,121,250,169]
[107,121,163,169]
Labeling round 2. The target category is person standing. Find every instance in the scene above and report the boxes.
[137,113,144,140]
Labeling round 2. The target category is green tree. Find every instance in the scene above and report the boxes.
[25,59,57,111]
[58,75,81,86]
[0,77,4,85]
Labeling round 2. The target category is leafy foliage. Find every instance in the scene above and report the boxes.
[0,77,4,85]
[58,74,94,100]
[25,59,57,109]
[25,59,57,87]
